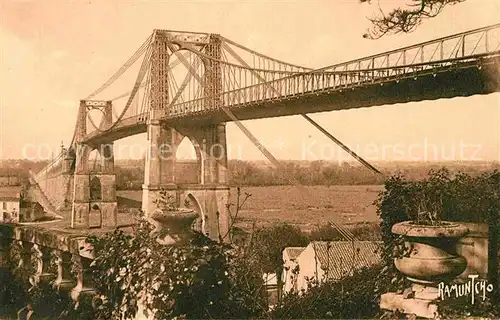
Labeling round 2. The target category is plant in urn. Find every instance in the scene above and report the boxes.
[149,189,198,245]
[392,194,469,300]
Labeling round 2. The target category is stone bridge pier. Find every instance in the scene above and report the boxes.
[142,31,229,241]
[71,100,117,229]
[142,121,230,241]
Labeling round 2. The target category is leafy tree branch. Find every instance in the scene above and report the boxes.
[361,0,466,39]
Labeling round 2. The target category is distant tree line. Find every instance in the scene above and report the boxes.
[0,160,48,177]
[114,159,499,190]
[1,159,497,189]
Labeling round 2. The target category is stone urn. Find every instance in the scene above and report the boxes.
[392,221,469,285]
[148,208,198,245]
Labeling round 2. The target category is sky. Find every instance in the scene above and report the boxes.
[1,0,500,163]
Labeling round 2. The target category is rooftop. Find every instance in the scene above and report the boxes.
[311,241,383,280]
[0,186,23,201]
[284,247,306,261]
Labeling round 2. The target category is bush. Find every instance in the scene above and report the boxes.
[350,222,382,240]
[86,217,268,319]
[271,265,385,319]
[0,268,27,317]
[249,223,309,275]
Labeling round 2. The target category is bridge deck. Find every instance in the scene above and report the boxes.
[167,55,500,125]
[83,55,500,145]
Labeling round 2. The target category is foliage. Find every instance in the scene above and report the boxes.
[350,222,382,240]
[249,223,309,275]
[29,283,74,318]
[223,187,251,242]
[0,267,28,316]
[83,196,382,319]
[437,294,500,319]
[0,244,94,319]
[373,168,500,316]
[7,167,500,318]
[361,0,466,39]
[0,187,271,319]
[248,223,310,306]
[271,265,385,319]
[85,215,267,319]
[60,294,97,320]
[153,188,179,211]
[115,165,144,190]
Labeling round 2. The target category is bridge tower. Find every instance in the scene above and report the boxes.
[142,30,230,241]
[71,100,117,228]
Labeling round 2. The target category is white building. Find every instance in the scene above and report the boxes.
[262,272,279,308]
[282,241,383,294]
[282,247,306,293]
[0,186,22,223]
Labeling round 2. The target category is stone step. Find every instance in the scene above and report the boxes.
[380,292,438,319]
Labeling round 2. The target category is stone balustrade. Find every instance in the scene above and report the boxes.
[0,223,98,317]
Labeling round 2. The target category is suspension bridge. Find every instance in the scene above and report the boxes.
[31,23,500,241]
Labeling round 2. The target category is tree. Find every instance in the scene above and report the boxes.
[248,223,309,305]
[361,0,466,39]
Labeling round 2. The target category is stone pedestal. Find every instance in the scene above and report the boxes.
[381,284,439,318]
[380,291,438,319]
[380,221,470,319]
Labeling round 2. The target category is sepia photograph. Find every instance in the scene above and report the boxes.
[1,0,500,319]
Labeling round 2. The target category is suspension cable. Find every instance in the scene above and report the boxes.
[85,34,153,100]
[218,104,356,241]
[302,115,383,176]
[110,56,186,102]
[86,42,153,133]
[220,36,311,71]
[168,56,203,108]
[220,40,382,177]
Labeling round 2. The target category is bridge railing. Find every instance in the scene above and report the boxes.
[166,23,500,117]
[322,23,500,77]
[35,153,64,182]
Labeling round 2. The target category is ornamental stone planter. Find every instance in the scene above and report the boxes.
[148,208,198,245]
[392,221,469,285]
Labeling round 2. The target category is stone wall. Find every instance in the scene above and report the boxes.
[175,161,199,184]
[456,222,489,280]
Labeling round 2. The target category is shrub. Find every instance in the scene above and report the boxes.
[86,217,268,319]
[271,265,385,319]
